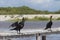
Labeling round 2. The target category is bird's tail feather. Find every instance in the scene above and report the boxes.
[44,28,47,30]
[10,29,15,30]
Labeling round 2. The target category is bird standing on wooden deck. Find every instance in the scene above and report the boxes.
[9,17,25,34]
[45,16,53,31]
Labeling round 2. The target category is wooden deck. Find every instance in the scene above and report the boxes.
[0,28,60,40]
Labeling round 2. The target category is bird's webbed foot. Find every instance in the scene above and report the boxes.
[48,30,52,32]
[48,28,52,32]
[18,32,24,35]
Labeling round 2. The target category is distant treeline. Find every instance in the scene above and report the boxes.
[0,6,60,15]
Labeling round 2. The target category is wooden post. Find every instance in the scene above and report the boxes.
[36,33,40,40]
[3,36,11,40]
[3,36,6,40]
[42,35,46,40]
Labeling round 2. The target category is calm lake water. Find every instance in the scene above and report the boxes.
[0,21,60,40]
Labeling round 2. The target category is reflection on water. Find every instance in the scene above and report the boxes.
[47,34,60,40]
[0,21,60,40]
[13,36,36,40]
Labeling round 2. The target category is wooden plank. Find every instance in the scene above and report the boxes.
[0,28,60,37]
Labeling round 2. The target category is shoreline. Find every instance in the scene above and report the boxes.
[0,14,60,21]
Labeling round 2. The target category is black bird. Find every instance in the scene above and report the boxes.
[45,16,53,31]
[10,17,25,34]
[17,17,25,33]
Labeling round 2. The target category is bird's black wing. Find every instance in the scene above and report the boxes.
[9,21,18,27]
[45,21,52,30]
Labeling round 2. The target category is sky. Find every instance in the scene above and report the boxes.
[0,0,60,11]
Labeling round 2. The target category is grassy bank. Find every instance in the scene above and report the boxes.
[56,17,60,20]
[7,17,60,21]
[7,17,52,21]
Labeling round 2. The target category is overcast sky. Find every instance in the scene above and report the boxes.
[0,0,60,11]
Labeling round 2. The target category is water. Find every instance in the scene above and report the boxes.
[0,21,60,40]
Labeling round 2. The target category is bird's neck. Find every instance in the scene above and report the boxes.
[50,18,52,21]
[21,20,25,24]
